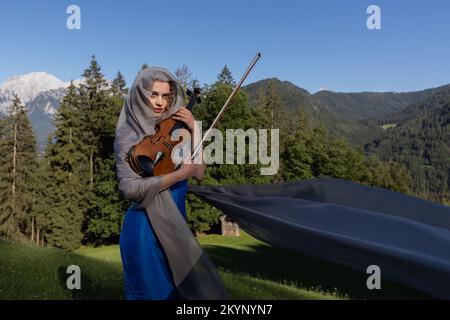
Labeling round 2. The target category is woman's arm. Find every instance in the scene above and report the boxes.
[159,161,200,190]
[172,107,206,181]
[117,162,200,209]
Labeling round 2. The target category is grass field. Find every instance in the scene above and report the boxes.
[0,231,431,300]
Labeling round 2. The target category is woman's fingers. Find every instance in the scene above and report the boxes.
[175,107,192,117]
[173,108,187,119]
[172,107,195,131]
[172,114,187,122]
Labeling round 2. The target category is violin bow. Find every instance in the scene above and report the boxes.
[191,52,262,160]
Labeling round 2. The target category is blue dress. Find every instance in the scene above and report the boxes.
[119,179,188,300]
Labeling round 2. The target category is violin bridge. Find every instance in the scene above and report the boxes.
[153,151,164,164]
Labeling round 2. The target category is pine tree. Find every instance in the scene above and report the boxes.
[47,82,87,173]
[282,109,314,181]
[77,58,127,244]
[187,70,275,234]
[260,81,291,152]
[0,95,39,240]
[111,71,128,96]
[40,83,89,249]
[217,65,235,85]
[29,156,54,246]
[78,55,109,189]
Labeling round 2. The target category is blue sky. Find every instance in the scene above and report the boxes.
[1,0,449,93]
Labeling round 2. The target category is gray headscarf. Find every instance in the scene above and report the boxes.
[114,67,228,299]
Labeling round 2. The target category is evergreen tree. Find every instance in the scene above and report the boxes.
[282,111,412,194]
[40,83,88,249]
[38,153,86,250]
[77,58,127,244]
[111,71,128,96]
[282,109,314,181]
[0,95,39,240]
[47,82,87,174]
[217,65,235,85]
[187,69,274,234]
[29,156,54,246]
[258,81,291,160]
[364,155,411,194]
[78,55,109,189]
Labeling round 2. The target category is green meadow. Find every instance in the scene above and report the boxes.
[0,231,430,300]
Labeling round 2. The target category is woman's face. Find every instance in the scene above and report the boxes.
[149,80,172,117]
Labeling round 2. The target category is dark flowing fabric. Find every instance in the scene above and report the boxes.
[120,180,188,300]
[189,178,450,299]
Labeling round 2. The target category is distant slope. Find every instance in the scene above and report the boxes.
[380,84,450,124]
[243,78,450,203]
[243,78,382,147]
[366,87,450,203]
[243,78,320,120]
[312,87,445,121]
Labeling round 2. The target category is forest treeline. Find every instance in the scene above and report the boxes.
[0,57,419,250]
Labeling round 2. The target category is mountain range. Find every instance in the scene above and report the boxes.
[1,72,448,203]
[243,78,450,203]
[0,72,83,151]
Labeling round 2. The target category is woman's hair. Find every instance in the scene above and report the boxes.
[167,80,177,109]
[143,79,177,110]
[136,68,184,116]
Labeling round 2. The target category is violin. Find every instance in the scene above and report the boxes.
[126,52,261,178]
[126,88,201,177]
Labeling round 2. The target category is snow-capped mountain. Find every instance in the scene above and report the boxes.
[0,72,110,153]
[0,72,77,152]
[0,72,69,114]
[27,87,68,116]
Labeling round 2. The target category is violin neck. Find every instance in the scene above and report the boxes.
[171,120,187,134]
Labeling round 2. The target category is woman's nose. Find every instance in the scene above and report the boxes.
[156,95,163,105]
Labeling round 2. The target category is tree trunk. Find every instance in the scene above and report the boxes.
[69,127,73,178]
[12,123,17,213]
[90,149,94,188]
[36,228,40,246]
[31,216,34,241]
[31,189,35,241]
[271,109,274,130]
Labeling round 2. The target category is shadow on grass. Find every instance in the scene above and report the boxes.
[56,253,124,300]
[0,240,124,300]
[202,242,432,300]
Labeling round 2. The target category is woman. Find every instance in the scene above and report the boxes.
[114,67,227,300]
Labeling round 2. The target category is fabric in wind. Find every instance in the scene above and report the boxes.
[114,67,227,299]
[189,178,450,299]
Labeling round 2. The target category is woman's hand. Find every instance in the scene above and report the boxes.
[176,160,204,181]
[193,162,206,180]
[172,107,195,132]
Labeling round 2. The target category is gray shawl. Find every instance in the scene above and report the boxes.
[114,67,228,299]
